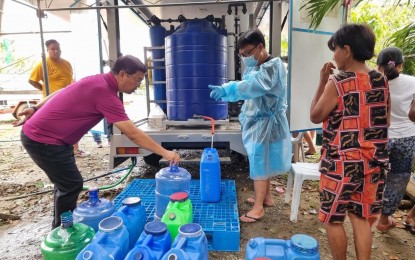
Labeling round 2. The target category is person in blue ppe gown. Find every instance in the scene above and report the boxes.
[209,28,292,223]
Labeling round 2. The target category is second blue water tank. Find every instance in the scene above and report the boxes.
[150,25,167,112]
[165,18,228,121]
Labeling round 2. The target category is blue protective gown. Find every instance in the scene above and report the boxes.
[221,57,292,180]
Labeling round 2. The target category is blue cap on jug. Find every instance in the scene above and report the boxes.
[88,187,100,205]
[169,165,179,172]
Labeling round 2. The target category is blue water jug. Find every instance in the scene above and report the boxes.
[112,197,146,248]
[245,234,320,260]
[76,216,130,260]
[155,165,191,219]
[73,187,116,232]
[200,147,221,202]
[162,223,208,260]
[125,221,172,260]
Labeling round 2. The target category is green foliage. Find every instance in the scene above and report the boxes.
[303,0,415,74]
[351,2,415,74]
[300,0,342,29]
[385,22,415,75]
[0,37,36,74]
[0,38,14,68]
[304,0,414,29]
[281,34,289,57]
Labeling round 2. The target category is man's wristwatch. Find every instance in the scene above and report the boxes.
[31,106,38,112]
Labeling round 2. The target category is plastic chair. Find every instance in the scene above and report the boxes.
[285,162,321,222]
[291,132,305,163]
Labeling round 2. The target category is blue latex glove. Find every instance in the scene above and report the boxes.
[208,85,226,101]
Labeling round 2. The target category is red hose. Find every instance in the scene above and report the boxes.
[201,116,215,135]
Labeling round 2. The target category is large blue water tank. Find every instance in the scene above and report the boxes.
[149,25,167,111]
[165,19,228,120]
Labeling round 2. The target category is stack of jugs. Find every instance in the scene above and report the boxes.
[161,191,193,241]
[162,223,208,260]
[76,216,129,260]
[155,165,191,220]
[200,147,221,202]
[73,187,116,232]
[112,197,146,248]
[245,234,320,260]
[40,211,95,260]
[125,221,172,260]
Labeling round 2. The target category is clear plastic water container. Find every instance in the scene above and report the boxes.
[200,147,221,202]
[112,197,146,249]
[76,216,130,260]
[161,223,208,260]
[41,211,95,260]
[125,221,172,260]
[155,165,191,219]
[73,187,116,232]
[245,234,320,260]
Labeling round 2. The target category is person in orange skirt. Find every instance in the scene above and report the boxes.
[310,24,389,260]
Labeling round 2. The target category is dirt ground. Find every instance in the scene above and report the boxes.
[1,118,415,260]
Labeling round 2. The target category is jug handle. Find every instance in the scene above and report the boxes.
[169,165,179,172]
[175,237,187,249]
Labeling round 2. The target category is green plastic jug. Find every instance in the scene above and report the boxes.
[161,192,193,242]
[41,211,95,260]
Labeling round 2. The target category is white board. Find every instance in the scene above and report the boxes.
[288,0,346,131]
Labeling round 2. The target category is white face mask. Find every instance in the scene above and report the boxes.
[242,55,258,67]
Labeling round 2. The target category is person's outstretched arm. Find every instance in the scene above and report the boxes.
[28,79,42,91]
[13,89,62,126]
[114,120,180,165]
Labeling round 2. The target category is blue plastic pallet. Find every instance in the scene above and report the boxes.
[113,179,240,252]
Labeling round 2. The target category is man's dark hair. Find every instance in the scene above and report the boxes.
[45,39,59,48]
[237,28,266,51]
[111,55,147,74]
[327,23,375,62]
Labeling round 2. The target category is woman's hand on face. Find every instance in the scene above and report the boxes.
[320,62,336,85]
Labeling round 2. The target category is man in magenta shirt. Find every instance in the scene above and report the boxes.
[16,55,180,229]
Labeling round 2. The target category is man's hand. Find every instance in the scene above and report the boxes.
[162,150,181,166]
[208,85,226,101]
[12,107,35,127]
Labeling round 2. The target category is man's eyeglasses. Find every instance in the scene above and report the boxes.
[237,45,257,58]
[127,74,143,85]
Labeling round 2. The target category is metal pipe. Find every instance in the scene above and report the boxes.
[36,0,50,96]
[269,1,273,54]
[96,0,104,74]
[40,0,284,12]
[10,0,37,10]
[0,30,71,36]
[131,0,154,20]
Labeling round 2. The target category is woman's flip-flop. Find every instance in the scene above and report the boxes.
[245,197,275,207]
[240,213,262,223]
[402,216,415,228]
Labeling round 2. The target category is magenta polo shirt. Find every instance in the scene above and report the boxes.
[23,73,130,145]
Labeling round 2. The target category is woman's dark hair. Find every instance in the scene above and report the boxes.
[327,23,375,62]
[111,55,147,74]
[237,28,266,50]
[376,47,403,80]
